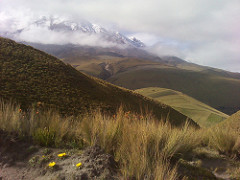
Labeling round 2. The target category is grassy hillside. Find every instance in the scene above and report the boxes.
[0,37,196,127]
[227,110,240,124]
[107,66,240,115]
[218,110,240,131]
[21,43,240,115]
[136,87,229,127]
[77,58,161,79]
[24,43,240,115]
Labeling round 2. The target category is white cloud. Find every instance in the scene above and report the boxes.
[146,40,189,58]
[186,40,240,72]
[17,25,118,47]
[127,33,160,46]
[0,0,239,72]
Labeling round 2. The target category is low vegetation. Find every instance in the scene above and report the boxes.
[25,42,240,115]
[1,101,240,179]
[136,87,229,127]
[207,110,240,157]
[106,64,240,115]
[207,126,239,157]
[0,37,197,127]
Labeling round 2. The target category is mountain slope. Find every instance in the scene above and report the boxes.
[136,87,229,127]
[23,42,159,64]
[0,37,197,127]
[64,54,240,115]
[18,43,240,115]
[106,65,240,115]
[217,110,240,131]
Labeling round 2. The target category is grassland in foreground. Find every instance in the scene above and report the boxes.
[1,101,240,179]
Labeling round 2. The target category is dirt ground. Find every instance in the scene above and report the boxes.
[1,130,239,180]
[0,131,118,180]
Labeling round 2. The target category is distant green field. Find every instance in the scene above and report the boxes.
[108,67,240,115]
[136,87,229,127]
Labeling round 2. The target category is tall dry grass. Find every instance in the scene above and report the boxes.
[206,124,239,157]
[0,101,81,147]
[0,101,202,179]
[76,108,200,179]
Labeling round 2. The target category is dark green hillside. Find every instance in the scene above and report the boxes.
[77,58,161,79]
[0,37,197,127]
[23,43,240,115]
[107,66,240,115]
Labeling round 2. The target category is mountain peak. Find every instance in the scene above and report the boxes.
[129,36,145,48]
[0,16,145,48]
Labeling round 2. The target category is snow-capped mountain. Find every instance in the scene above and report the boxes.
[36,17,107,34]
[129,37,145,48]
[2,16,145,48]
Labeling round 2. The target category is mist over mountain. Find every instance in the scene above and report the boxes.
[0,16,145,48]
[1,0,240,72]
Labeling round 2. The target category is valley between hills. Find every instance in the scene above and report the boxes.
[27,42,240,116]
[1,37,240,179]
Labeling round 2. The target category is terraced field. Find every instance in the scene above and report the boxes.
[136,87,229,127]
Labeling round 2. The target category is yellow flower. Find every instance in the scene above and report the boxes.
[42,155,45,158]
[76,163,82,167]
[58,153,66,157]
[48,162,56,167]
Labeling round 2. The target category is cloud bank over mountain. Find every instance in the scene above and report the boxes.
[0,15,145,48]
[0,0,239,72]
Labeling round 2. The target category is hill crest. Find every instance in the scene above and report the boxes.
[0,37,197,127]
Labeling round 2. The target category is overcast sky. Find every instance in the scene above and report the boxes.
[0,0,240,72]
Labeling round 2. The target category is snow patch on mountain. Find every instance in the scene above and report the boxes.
[129,37,145,47]
[0,16,145,48]
[92,24,105,33]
